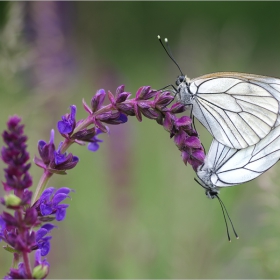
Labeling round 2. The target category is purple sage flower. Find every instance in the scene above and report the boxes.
[57,105,77,136]
[1,116,75,278]
[36,129,55,167]
[33,187,72,221]
[34,224,56,256]
[35,130,79,174]
[52,142,79,170]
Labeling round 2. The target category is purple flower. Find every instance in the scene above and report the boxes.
[33,187,72,221]
[57,105,76,136]
[4,263,28,279]
[34,224,56,256]
[87,129,104,152]
[36,129,55,166]
[35,130,79,173]
[51,142,79,171]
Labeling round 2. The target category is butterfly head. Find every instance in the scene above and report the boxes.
[175,75,186,86]
[196,168,220,199]
[175,75,192,104]
[205,189,219,199]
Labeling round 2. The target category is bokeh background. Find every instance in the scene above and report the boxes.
[1,1,280,278]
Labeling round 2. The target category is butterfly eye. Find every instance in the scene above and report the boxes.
[176,75,185,86]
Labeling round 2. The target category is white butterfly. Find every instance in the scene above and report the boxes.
[177,72,280,149]
[196,124,280,199]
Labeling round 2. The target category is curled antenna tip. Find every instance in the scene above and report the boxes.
[157,35,161,39]
[165,38,168,42]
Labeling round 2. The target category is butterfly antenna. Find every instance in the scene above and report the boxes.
[157,35,184,76]
[194,178,231,241]
[215,195,231,242]
[216,195,239,239]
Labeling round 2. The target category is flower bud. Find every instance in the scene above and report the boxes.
[91,89,106,112]
[32,264,49,279]
[4,194,21,207]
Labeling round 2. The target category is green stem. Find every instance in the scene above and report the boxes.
[31,170,53,205]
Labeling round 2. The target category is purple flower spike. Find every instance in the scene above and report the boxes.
[1,116,32,192]
[57,105,76,136]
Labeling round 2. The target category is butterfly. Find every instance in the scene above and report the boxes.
[196,124,280,198]
[158,36,280,149]
[195,124,280,240]
[176,72,280,149]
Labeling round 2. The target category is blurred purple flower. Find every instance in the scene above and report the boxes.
[0,216,6,242]
[4,262,28,279]
[57,105,76,136]
[1,116,32,192]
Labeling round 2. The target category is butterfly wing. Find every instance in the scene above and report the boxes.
[208,125,280,187]
[189,72,280,149]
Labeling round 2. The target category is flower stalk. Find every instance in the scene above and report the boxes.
[0,84,205,279]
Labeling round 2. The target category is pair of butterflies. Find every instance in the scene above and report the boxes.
[176,72,280,196]
[176,72,280,240]
[159,36,280,239]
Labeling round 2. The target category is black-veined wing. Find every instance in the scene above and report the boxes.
[197,124,280,190]
[186,72,280,149]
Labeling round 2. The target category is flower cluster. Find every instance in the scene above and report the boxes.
[55,85,205,171]
[0,116,72,279]
[0,84,205,279]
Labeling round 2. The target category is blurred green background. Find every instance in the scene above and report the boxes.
[1,1,280,278]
